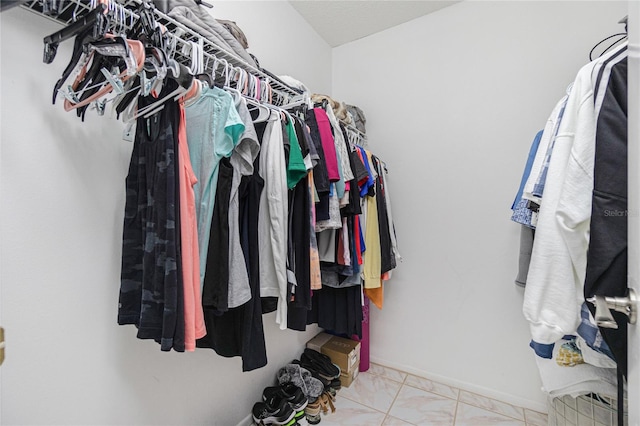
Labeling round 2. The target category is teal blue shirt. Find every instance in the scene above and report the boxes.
[185,86,245,290]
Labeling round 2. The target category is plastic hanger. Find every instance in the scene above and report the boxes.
[222,63,244,102]
[246,100,272,124]
[63,37,145,112]
[195,54,214,87]
[51,0,136,106]
[125,75,189,123]
[589,32,627,61]
[244,76,271,123]
[180,79,201,103]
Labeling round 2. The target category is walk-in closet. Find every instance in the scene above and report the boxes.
[1,1,638,425]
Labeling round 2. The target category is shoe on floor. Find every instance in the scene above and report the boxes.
[252,395,296,425]
[304,397,322,425]
[301,349,341,379]
[263,382,308,420]
[277,364,324,400]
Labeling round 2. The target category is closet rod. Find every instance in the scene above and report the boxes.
[130,0,301,104]
[42,2,107,63]
[42,4,106,45]
[21,0,304,105]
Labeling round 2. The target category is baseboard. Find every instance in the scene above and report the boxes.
[235,413,253,426]
[370,356,549,414]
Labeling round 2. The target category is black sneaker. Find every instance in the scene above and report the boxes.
[252,395,296,425]
[262,383,308,420]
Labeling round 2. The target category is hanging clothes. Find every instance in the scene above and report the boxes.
[195,98,268,372]
[185,85,245,293]
[43,0,402,370]
[227,98,260,309]
[523,43,628,349]
[514,40,628,412]
[118,79,185,352]
[177,101,206,351]
[285,117,314,331]
[201,157,234,313]
[523,58,602,347]
[583,49,628,375]
[257,111,289,330]
[286,175,313,331]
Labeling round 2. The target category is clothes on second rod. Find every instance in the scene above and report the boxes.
[511,41,628,396]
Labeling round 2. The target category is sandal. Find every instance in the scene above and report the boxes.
[277,364,324,400]
[302,349,341,379]
[305,398,322,425]
[329,377,341,392]
[292,359,331,388]
[317,391,336,415]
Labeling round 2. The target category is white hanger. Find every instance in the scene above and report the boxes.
[124,83,187,123]
[246,100,271,124]
[224,64,243,102]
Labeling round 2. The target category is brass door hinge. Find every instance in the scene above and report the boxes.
[0,327,4,366]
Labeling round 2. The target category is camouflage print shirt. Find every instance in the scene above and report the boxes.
[119,79,184,352]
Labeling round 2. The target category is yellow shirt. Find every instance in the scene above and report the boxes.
[362,149,382,289]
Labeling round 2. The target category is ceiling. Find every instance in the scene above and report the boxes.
[288,1,461,47]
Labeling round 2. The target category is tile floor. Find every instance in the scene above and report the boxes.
[305,363,548,426]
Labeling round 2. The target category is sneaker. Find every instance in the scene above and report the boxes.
[262,383,308,420]
[252,395,296,425]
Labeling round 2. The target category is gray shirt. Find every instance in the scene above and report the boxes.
[227,97,260,308]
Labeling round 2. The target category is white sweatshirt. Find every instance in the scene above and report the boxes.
[523,61,596,345]
[524,44,629,346]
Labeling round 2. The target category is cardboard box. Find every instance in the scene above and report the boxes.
[340,365,359,387]
[306,332,361,376]
[306,332,333,353]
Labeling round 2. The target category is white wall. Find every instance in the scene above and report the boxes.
[208,1,331,94]
[332,0,628,412]
[0,3,330,425]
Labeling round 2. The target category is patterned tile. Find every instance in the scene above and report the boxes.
[524,409,548,426]
[388,384,457,426]
[339,371,402,412]
[458,390,525,421]
[455,403,525,426]
[368,363,408,383]
[382,415,415,425]
[320,397,386,426]
[404,374,459,400]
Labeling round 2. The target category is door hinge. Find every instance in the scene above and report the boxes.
[0,327,4,366]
